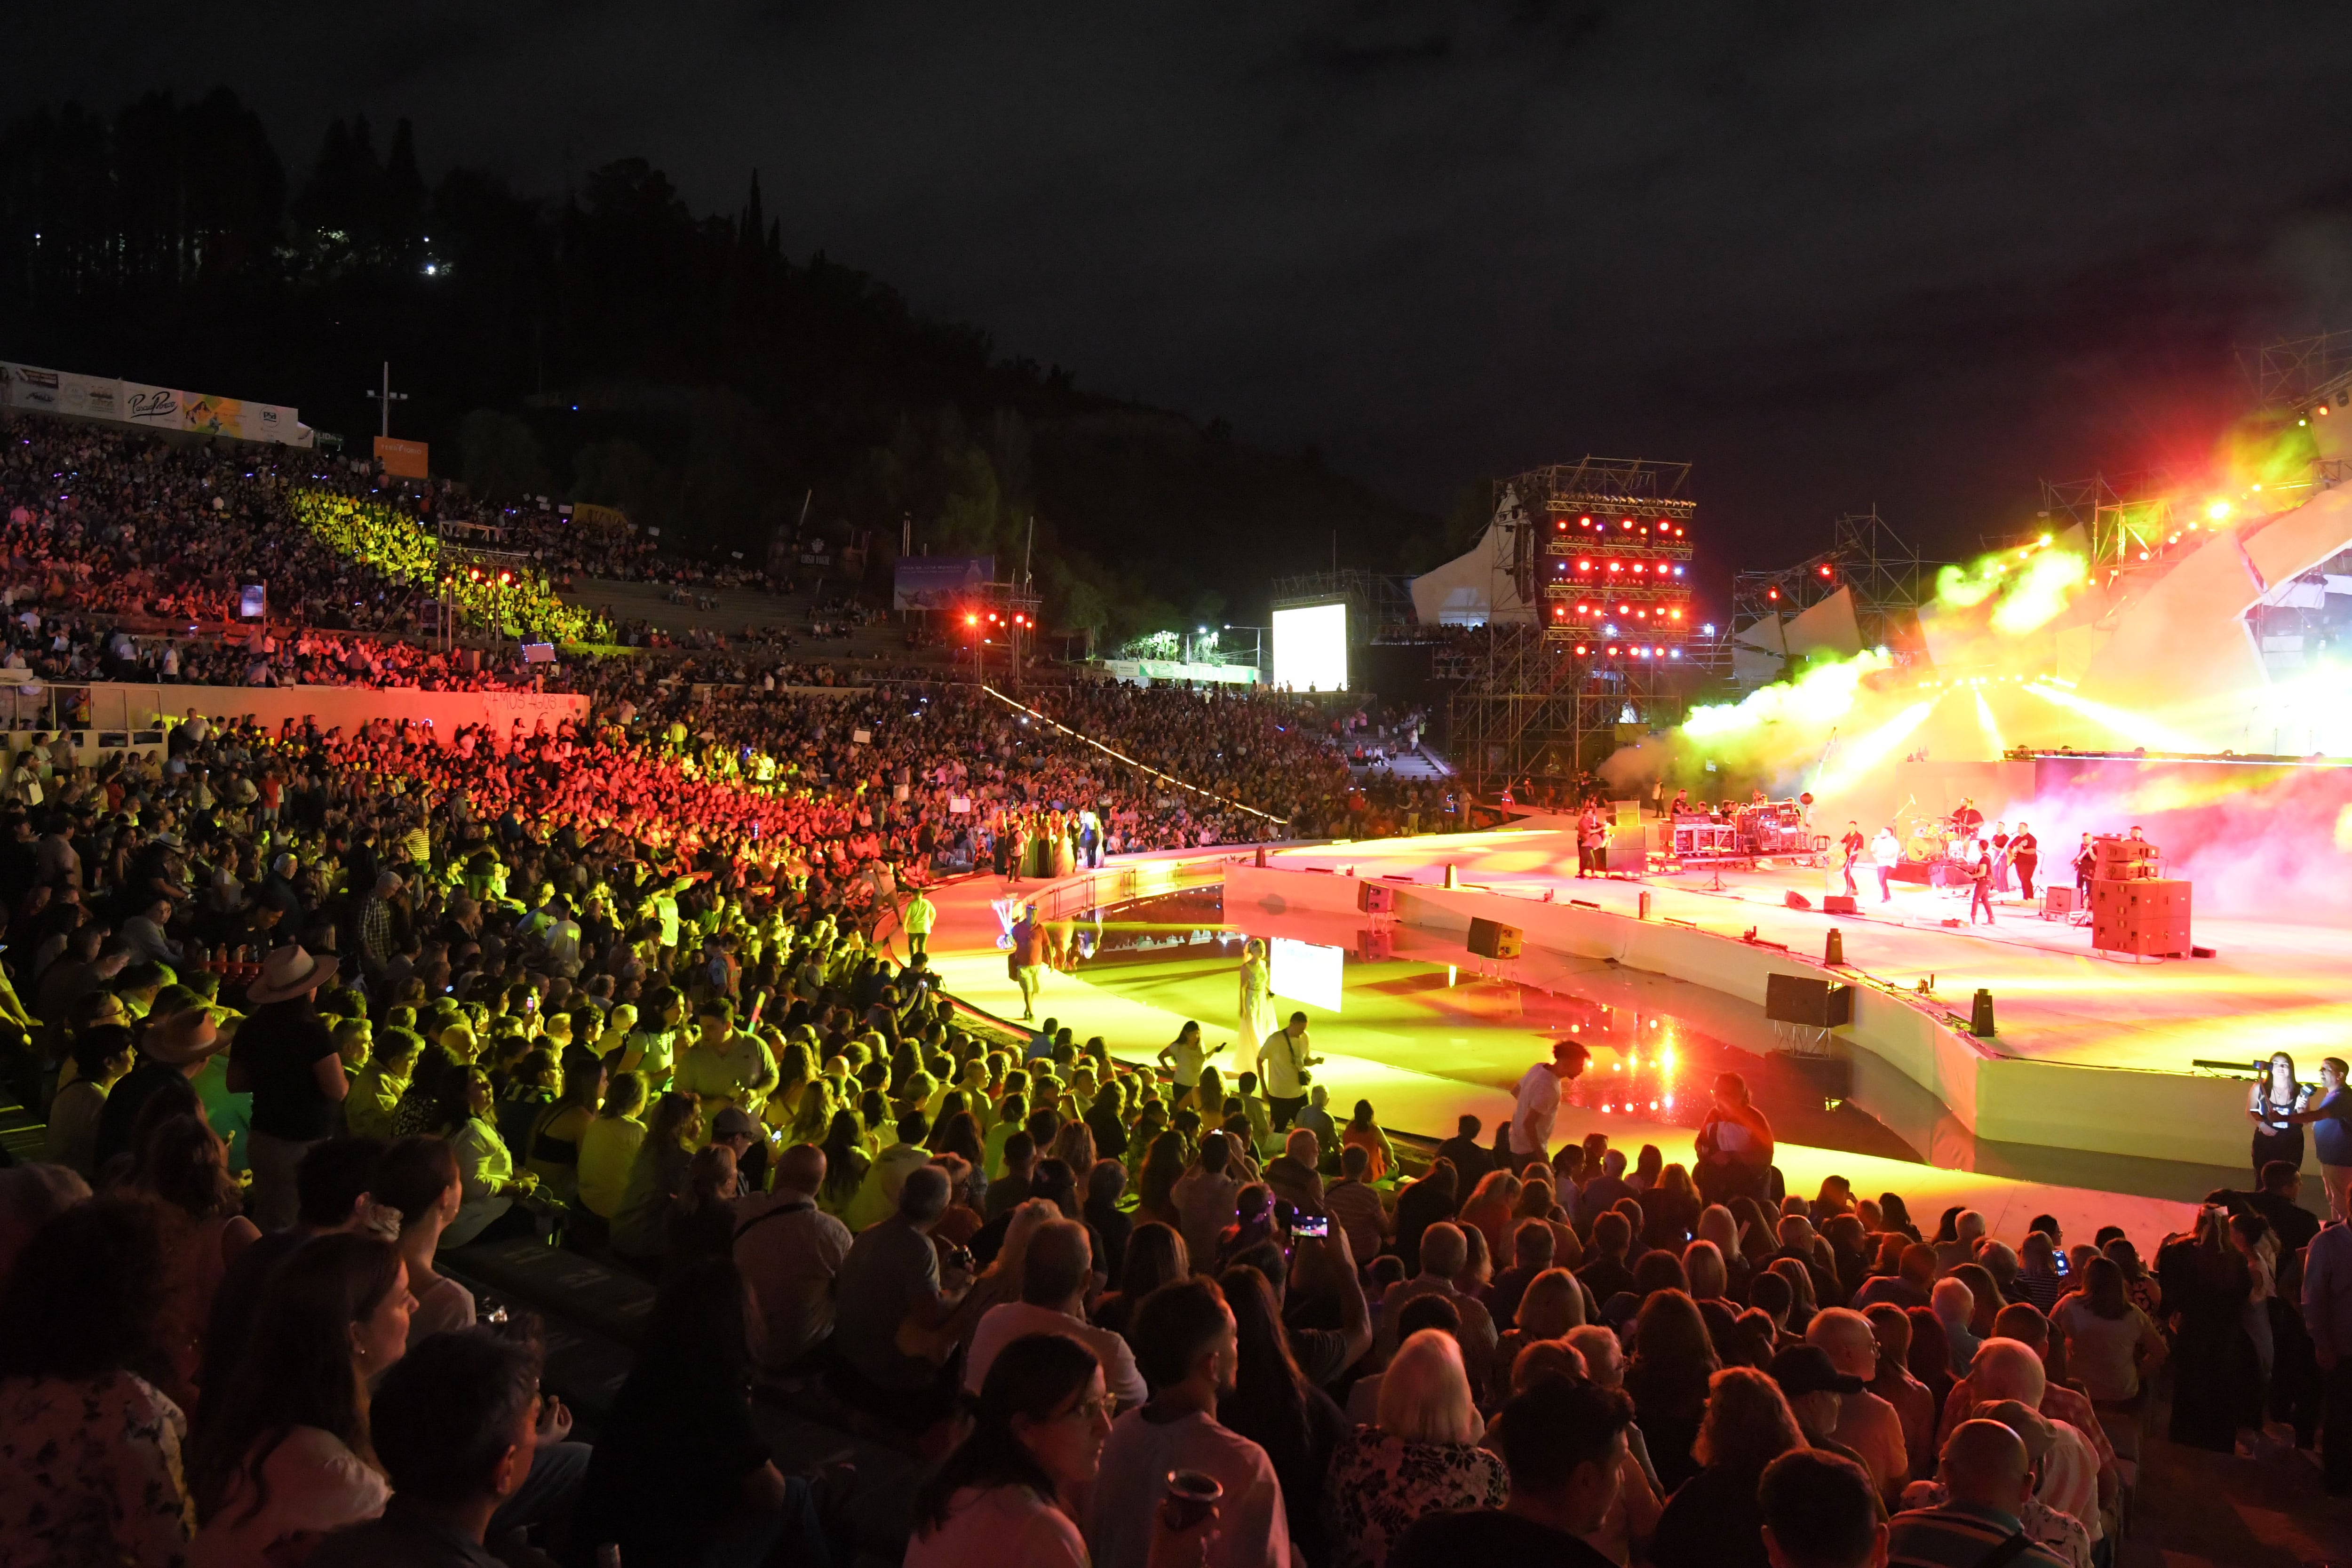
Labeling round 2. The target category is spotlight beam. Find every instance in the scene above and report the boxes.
[1973,691,2006,757]
[2022,683,2205,753]
[1815,697,1938,798]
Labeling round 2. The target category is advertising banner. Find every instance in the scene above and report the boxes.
[1,363,312,447]
[571,502,631,532]
[892,554,994,611]
[373,436,430,478]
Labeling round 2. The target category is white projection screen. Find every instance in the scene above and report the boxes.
[1272,601,1349,692]
[1270,938,1344,1013]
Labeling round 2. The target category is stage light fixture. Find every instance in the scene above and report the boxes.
[1580,516,1592,525]
[1819,565,1832,578]
[2207,500,2232,520]
[1574,645,1588,655]
[1768,589,1779,599]
[964,613,978,626]
[1578,560,1592,571]
[1608,562,1622,573]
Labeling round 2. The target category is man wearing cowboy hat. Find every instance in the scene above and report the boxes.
[230,945,349,1231]
[92,1003,228,1173]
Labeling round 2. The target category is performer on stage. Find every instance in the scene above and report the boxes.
[1576,804,1607,878]
[1952,796,1985,835]
[2010,823,2039,903]
[2249,1051,2314,1181]
[1510,1038,1589,1169]
[2073,832,2097,902]
[1870,825,1901,903]
[1839,821,1865,897]
[1968,850,1995,925]
[1989,821,2012,893]
[1694,1071,1774,1204]
[1237,937,1278,1059]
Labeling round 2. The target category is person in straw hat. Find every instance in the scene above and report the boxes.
[228,946,345,1232]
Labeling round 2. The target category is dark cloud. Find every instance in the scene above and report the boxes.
[10,1,2352,574]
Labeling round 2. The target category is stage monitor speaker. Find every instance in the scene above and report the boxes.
[1765,972,1854,1028]
[1822,894,1858,915]
[2041,885,2077,917]
[1785,891,1813,910]
[1358,881,1396,915]
[1467,917,1522,960]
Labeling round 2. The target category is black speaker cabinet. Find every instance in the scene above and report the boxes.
[1765,972,1854,1028]
[1467,917,1522,960]
[1359,881,1397,914]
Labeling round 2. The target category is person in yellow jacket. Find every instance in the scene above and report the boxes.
[901,887,937,958]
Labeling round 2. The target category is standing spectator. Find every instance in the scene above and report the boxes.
[733,1142,853,1377]
[906,1333,1119,1568]
[2304,1210,2352,1495]
[1649,1366,1805,1568]
[230,945,348,1231]
[1325,1144,1392,1262]
[1325,1328,1508,1568]
[1089,1276,1292,1568]
[1389,1373,1631,1568]
[188,1234,412,1565]
[1093,1221,1188,1344]
[0,1195,197,1568]
[1624,1289,1719,1491]
[1392,1158,1459,1276]
[2156,1204,2254,1452]
[304,1330,543,1568]
[1509,1039,1587,1169]
[1218,1265,1348,1567]
[1693,1071,1774,1208]
[1172,1130,1245,1271]
[576,1258,841,1568]
[2051,1256,2167,1404]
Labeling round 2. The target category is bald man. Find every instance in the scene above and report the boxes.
[733,1141,853,1375]
[1888,1419,2069,1568]
[1808,1307,1911,1505]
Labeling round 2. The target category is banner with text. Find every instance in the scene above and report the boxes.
[373,436,430,478]
[0,362,312,447]
[892,554,994,611]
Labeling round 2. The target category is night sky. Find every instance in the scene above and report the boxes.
[13,3,2352,572]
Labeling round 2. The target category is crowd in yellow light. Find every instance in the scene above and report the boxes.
[290,489,612,645]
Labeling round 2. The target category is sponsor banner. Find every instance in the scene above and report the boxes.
[1097,658,1257,686]
[571,502,630,532]
[892,553,994,611]
[373,436,429,478]
[0,362,311,446]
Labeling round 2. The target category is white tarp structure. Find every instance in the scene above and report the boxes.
[0,362,312,447]
[1409,489,1536,627]
[1781,585,1863,660]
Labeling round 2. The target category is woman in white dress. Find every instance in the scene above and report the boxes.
[1237,938,1278,1060]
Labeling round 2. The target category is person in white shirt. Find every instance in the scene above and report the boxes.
[1807,1307,1911,1506]
[1256,1011,1321,1131]
[1089,1276,1292,1568]
[1509,1038,1589,1168]
[967,1219,1148,1411]
[1871,827,1903,903]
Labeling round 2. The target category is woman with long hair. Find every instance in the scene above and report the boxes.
[0,1195,198,1566]
[444,1067,540,1248]
[1622,1288,1719,1491]
[524,1046,605,1205]
[1492,1266,1588,1405]
[1644,1162,1701,1250]
[1324,1329,1507,1568]
[1136,1129,1189,1229]
[188,1234,413,1565]
[906,1332,1111,1568]
[1092,1220,1187,1343]
[612,1091,705,1265]
[1456,1168,1522,1264]
[1343,1099,1397,1183]
[579,1257,844,1567]
[1236,938,1276,1066]
[2159,1203,2256,1450]
[2248,1051,2312,1180]
[1649,1367,1806,1568]
[135,1113,259,1396]
[1218,1265,1347,1568]
[2054,1255,2168,1405]
[817,1107,871,1219]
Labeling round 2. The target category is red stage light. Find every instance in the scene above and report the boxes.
[1768,588,1779,599]
[965,613,978,626]
[1607,562,1622,573]
[1580,516,1592,525]
[1819,565,1832,578]
[1554,607,1565,618]
[1620,518,1633,529]
[1578,560,1592,571]
[1574,645,1588,655]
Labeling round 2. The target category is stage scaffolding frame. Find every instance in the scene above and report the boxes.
[1267,569,1422,643]
[1729,507,1941,670]
[1443,459,1701,796]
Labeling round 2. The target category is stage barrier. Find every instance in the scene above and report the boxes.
[1224,861,2264,1172]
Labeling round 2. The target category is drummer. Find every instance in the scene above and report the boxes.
[1952,796,1985,835]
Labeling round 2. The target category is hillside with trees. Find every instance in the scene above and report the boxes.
[0,88,1439,641]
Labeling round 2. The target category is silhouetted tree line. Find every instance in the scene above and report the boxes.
[0,88,1437,639]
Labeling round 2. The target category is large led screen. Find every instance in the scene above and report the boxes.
[1272,601,1348,692]
[1270,937,1343,1014]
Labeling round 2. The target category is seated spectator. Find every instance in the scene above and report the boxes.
[1325,1327,1508,1568]
[1376,1222,1499,1392]
[1644,1162,1702,1250]
[1325,1143,1392,1261]
[344,1026,419,1142]
[1862,1302,1940,1486]
[1265,1127,1326,1214]
[577,1257,842,1568]
[847,1109,935,1231]
[907,1332,1125,1568]
[1093,1220,1188,1344]
[1855,1242,1938,1310]
[1897,1401,2091,1568]
[1886,1419,2070,1568]
[1390,1372,1634,1568]
[1172,1130,1245,1273]
[967,1218,1148,1410]
[1947,1338,2109,1542]
[1089,1276,1292,1568]
[577,1070,649,1222]
[1433,1113,1494,1188]
[521,1048,604,1206]
[1490,1217,1558,1328]
[41,1025,134,1177]
[1932,1275,1981,1376]
[1624,1289,1720,1492]
[829,1165,970,1429]
[612,1091,703,1264]
[1341,1099,1398,1182]
[0,1194,196,1566]
[1577,1211,1637,1304]
[442,1067,539,1248]
[1649,1365,1806,1568]
[665,1143,741,1273]
[189,1234,411,1564]
[1392,1157,1457,1276]
[305,1329,543,1567]
[374,1136,478,1350]
[733,1142,852,1377]
[1457,1169,1522,1264]
[1806,1307,1910,1505]
[1757,1449,1886,1568]
[1559,1322,1665,1561]
[1493,1267,1588,1405]
[1084,1159,1134,1283]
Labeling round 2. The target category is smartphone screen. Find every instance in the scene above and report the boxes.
[1292,1214,1330,1239]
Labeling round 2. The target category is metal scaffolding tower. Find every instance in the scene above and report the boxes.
[1730,507,1941,667]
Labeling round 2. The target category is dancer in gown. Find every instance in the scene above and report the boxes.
[1237,938,1278,1061]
